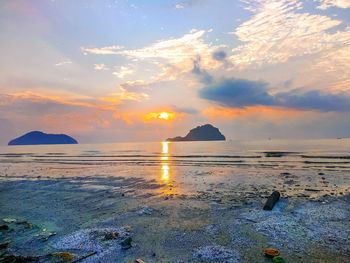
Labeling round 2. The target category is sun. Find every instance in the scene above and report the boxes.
[158,112,170,120]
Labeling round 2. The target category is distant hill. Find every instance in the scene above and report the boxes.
[167,124,226,142]
[8,131,78,146]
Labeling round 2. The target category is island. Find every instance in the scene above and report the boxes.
[8,131,78,146]
[167,124,226,142]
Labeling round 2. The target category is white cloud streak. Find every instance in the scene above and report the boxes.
[317,0,350,9]
[231,0,350,67]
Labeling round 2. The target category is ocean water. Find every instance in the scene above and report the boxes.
[1,139,349,196]
[1,138,350,167]
[0,139,349,262]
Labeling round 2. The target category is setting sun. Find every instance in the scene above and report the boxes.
[143,111,176,122]
[158,112,171,120]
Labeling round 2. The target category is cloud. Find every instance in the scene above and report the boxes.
[174,0,200,9]
[276,90,350,111]
[54,60,72,66]
[192,57,213,84]
[199,77,350,111]
[231,0,350,68]
[317,0,350,9]
[82,29,222,80]
[112,66,134,78]
[82,45,124,55]
[94,64,109,70]
[199,78,273,107]
[175,3,186,9]
[212,50,227,61]
[119,80,149,92]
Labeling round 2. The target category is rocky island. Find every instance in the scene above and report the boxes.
[8,131,78,146]
[167,124,225,142]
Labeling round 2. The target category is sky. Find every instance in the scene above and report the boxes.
[0,0,350,144]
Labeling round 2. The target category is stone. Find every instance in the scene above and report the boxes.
[52,252,74,262]
[0,241,10,249]
[2,218,16,223]
[0,224,9,230]
[121,237,132,249]
[1,255,39,262]
[102,231,119,241]
[264,248,280,258]
[263,191,280,210]
[38,231,57,241]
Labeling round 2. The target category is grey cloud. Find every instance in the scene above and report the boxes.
[199,78,350,112]
[199,78,274,107]
[212,50,227,61]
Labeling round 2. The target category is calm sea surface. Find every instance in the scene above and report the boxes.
[1,139,350,171]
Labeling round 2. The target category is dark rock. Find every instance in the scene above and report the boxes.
[0,241,10,249]
[102,231,119,240]
[0,224,9,230]
[38,232,56,241]
[8,131,78,146]
[263,191,280,210]
[51,252,74,262]
[120,237,132,249]
[0,254,39,262]
[167,124,225,142]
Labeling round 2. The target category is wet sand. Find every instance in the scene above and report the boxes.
[0,169,349,263]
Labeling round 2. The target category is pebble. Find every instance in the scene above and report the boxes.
[121,237,132,250]
[264,248,280,258]
[52,251,74,262]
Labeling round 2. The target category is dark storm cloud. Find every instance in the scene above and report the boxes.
[199,78,274,107]
[199,78,350,111]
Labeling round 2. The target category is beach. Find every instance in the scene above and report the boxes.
[0,140,349,262]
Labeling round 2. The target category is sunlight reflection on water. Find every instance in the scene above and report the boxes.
[161,141,170,184]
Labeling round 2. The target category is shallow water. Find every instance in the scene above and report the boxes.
[0,139,349,262]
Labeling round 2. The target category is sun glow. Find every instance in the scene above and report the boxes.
[158,112,171,120]
[143,111,177,122]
